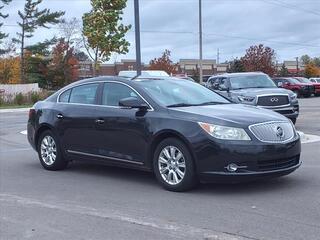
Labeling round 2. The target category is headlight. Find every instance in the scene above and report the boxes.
[198,122,251,140]
[290,93,297,101]
[238,96,255,102]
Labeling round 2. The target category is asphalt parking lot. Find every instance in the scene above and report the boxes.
[1,97,320,240]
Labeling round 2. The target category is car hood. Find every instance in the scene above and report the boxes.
[230,87,292,96]
[170,103,288,127]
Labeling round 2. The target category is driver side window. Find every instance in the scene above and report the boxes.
[102,82,140,106]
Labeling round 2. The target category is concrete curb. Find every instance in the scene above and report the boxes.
[0,108,30,113]
[298,131,320,144]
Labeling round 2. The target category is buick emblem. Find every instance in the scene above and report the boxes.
[270,97,279,102]
[275,126,285,139]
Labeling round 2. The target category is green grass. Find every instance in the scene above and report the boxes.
[0,104,33,109]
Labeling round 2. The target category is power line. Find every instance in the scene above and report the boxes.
[263,0,320,17]
[3,24,320,48]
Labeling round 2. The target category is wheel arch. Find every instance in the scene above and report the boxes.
[148,130,197,170]
[35,124,55,148]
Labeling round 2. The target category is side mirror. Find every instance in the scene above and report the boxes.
[119,97,149,110]
[218,85,229,92]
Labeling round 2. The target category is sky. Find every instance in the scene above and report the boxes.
[3,0,320,63]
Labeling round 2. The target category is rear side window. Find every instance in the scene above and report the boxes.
[59,89,71,103]
[102,82,139,106]
[69,84,99,104]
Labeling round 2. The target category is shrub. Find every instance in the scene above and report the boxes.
[30,92,40,103]
[14,93,24,105]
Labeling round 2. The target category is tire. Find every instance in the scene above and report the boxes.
[289,118,297,125]
[37,130,68,170]
[153,138,197,192]
[293,90,300,98]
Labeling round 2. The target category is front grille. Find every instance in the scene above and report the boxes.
[249,121,295,143]
[257,155,299,171]
[257,95,289,106]
[309,86,315,93]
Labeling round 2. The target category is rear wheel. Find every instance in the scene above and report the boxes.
[153,138,197,191]
[37,130,68,170]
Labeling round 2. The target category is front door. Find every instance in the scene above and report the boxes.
[94,82,150,165]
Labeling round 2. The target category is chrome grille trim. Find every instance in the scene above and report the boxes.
[248,121,296,143]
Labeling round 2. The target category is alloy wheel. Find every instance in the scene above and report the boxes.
[40,135,57,166]
[158,146,186,185]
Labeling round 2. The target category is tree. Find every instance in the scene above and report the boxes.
[241,44,277,76]
[13,0,64,83]
[59,17,81,46]
[300,54,311,65]
[0,0,11,41]
[74,51,90,61]
[25,37,58,56]
[45,39,79,89]
[149,50,178,74]
[0,56,20,84]
[279,63,289,77]
[227,59,245,73]
[0,0,12,54]
[313,57,320,68]
[304,62,320,78]
[82,0,131,76]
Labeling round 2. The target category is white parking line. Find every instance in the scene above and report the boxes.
[20,130,27,135]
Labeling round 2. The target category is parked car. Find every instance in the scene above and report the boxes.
[273,77,315,98]
[206,72,299,124]
[27,76,301,191]
[293,77,320,96]
[310,78,320,83]
[118,70,169,78]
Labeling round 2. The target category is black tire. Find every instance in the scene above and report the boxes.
[153,138,198,192]
[289,118,297,125]
[293,90,300,98]
[37,130,68,170]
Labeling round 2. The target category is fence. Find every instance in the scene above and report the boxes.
[0,83,40,102]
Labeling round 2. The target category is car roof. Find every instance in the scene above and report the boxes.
[209,72,266,78]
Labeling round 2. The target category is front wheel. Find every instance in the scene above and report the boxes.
[37,130,68,170]
[153,138,197,192]
[289,118,297,125]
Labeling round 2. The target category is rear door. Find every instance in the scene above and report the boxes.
[56,83,101,155]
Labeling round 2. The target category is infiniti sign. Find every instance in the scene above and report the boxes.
[270,97,279,102]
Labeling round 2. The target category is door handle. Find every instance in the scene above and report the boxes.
[56,113,64,119]
[95,119,105,124]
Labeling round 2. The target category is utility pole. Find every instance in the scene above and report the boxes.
[134,0,142,77]
[217,48,220,64]
[199,0,203,84]
[295,57,299,75]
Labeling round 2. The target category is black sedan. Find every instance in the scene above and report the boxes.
[27,77,301,191]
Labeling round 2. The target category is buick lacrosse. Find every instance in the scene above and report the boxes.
[27,77,301,191]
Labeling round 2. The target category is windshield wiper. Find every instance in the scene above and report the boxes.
[197,101,229,106]
[166,103,198,108]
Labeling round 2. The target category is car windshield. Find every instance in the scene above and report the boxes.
[230,75,277,89]
[288,78,301,84]
[296,77,311,83]
[136,79,230,107]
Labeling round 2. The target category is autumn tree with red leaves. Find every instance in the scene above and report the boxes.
[241,44,276,76]
[46,39,79,89]
[149,49,178,74]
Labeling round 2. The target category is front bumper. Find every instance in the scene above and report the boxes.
[194,135,301,183]
[258,104,299,120]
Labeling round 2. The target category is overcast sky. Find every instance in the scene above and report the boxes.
[3,0,320,63]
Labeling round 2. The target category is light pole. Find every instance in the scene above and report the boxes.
[199,0,203,83]
[134,0,142,77]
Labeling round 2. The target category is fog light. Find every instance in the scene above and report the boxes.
[226,163,238,172]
